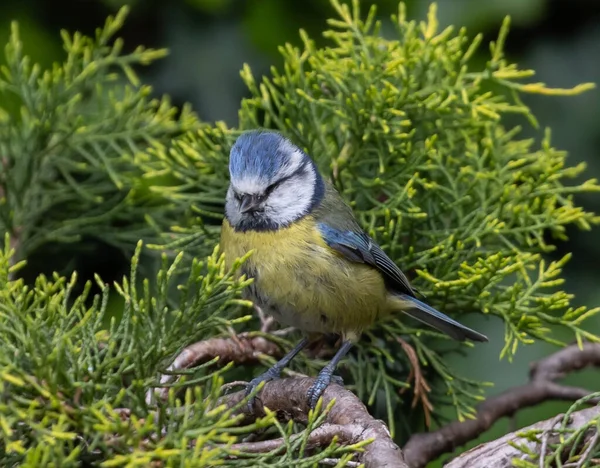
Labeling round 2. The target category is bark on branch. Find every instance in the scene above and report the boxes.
[146,334,599,468]
[218,377,407,468]
[145,334,404,466]
[145,333,282,403]
[403,342,600,468]
[446,406,600,468]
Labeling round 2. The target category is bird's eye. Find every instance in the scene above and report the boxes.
[264,182,279,196]
[233,191,242,201]
[265,172,295,196]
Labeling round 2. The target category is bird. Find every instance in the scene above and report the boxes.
[220,129,488,408]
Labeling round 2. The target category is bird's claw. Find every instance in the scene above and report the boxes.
[330,374,344,386]
[244,367,281,412]
[307,373,343,409]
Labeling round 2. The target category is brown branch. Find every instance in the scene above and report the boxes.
[145,332,341,404]
[403,342,600,468]
[218,377,407,468]
[142,330,598,467]
[446,406,600,468]
[142,333,405,465]
[227,423,358,453]
[145,333,282,404]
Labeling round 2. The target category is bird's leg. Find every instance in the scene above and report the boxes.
[245,337,310,409]
[307,340,353,409]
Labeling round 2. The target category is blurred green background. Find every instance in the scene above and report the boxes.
[2,0,598,462]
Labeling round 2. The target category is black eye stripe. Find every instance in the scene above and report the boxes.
[265,173,296,195]
[264,182,278,196]
[233,169,301,202]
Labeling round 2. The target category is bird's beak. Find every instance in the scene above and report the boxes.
[239,194,263,214]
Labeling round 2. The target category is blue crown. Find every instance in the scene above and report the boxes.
[229,130,297,181]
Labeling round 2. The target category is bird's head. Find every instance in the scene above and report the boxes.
[225,130,325,231]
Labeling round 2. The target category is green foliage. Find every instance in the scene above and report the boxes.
[0,1,599,465]
[0,7,198,263]
[240,0,600,357]
[0,237,360,466]
[145,0,600,429]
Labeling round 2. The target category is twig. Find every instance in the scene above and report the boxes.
[539,414,563,468]
[574,428,599,468]
[254,304,275,333]
[397,336,433,428]
[145,333,282,404]
[320,458,360,467]
[272,326,295,337]
[217,377,407,468]
[220,380,248,394]
[403,342,600,468]
[226,423,353,453]
[143,331,599,467]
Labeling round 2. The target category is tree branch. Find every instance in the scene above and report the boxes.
[145,333,282,404]
[446,406,600,468]
[218,377,407,468]
[144,333,598,467]
[403,342,600,468]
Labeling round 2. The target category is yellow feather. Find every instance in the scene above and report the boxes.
[220,217,389,338]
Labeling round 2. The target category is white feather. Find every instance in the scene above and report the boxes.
[263,168,315,226]
[233,177,268,195]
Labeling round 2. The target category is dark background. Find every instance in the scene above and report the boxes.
[2,0,599,460]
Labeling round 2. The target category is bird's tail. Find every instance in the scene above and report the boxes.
[392,293,488,343]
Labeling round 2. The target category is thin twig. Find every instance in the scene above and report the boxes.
[574,428,600,468]
[272,326,295,337]
[397,336,433,427]
[226,423,354,453]
[254,304,275,333]
[539,414,563,468]
[220,380,248,394]
[320,458,360,467]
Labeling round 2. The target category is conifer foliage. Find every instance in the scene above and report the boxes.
[0,1,598,466]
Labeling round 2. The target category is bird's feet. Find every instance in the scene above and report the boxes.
[244,366,281,412]
[306,372,344,409]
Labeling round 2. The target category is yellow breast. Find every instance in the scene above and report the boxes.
[220,217,388,336]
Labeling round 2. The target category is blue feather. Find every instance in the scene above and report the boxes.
[317,222,488,342]
[317,222,414,295]
[396,293,488,342]
[230,130,293,181]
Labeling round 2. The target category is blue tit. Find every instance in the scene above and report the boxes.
[220,130,488,408]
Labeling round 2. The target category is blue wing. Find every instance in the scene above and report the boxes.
[317,222,488,342]
[317,222,415,296]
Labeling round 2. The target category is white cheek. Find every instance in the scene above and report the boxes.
[265,170,316,226]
